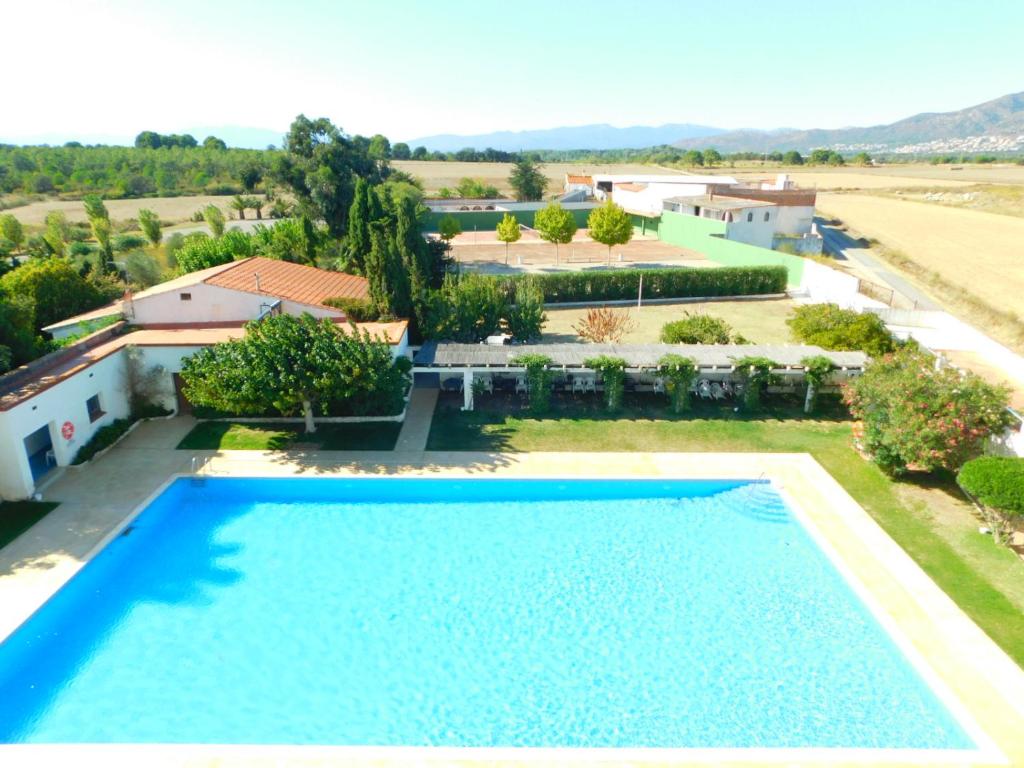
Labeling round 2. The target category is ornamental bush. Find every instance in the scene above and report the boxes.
[660,313,735,344]
[787,303,895,356]
[658,354,698,413]
[585,355,627,411]
[732,356,781,411]
[957,457,1024,516]
[498,265,786,303]
[512,353,554,415]
[503,277,546,341]
[844,348,1013,475]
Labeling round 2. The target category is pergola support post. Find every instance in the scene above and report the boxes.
[462,370,474,411]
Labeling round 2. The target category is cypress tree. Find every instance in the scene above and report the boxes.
[344,178,372,274]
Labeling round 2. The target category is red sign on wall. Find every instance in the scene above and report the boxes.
[61,421,75,440]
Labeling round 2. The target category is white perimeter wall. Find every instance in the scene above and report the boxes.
[774,205,816,236]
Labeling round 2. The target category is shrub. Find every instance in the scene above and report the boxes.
[787,303,895,356]
[72,418,134,464]
[957,457,1024,516]
[572,306,636,343]
[660,313,735,344]
[175,230,254,274]
[424,273,506,342]
[732,356,781,411]
[504,277,546,342]
[323,296,379,322]
[658,354,698,413]
[0,257,118,330]
[512,353,554,415]
[112,233,148,252]
[800,354,834,414]
[498,266,786,303]
[844,348,1013,475]
[585,355,627,411]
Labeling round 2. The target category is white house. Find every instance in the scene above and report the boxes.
[563,174,594,196]
[43,257,371,338]
[592,174,740,214]
[662,195,780,249]
[3,257,411,501]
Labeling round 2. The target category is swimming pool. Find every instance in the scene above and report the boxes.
[0,477,979,750]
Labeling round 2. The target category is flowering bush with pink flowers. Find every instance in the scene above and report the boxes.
[843,348,1012,475]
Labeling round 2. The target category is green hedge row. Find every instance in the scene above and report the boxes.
[497,266,787,303]
[957,456,1024,516]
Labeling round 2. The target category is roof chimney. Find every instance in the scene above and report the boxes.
[254,273,261,292]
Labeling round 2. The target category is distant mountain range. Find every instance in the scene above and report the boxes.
[404,123,724,152]
[680,91,1024,153]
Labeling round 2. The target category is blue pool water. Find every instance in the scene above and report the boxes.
[0,478,975,748]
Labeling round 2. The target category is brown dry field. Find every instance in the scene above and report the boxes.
[3,194,263,226]
[817,192,1024,312]
[392,160,676,195]
[542,298,797,345]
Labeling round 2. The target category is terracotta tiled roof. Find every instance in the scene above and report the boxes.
[615,182,648,192]
[566,174,593,185]
[205,257,368,307]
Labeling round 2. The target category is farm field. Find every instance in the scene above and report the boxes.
[817,192,1024,313]
[393,160,676,195]
[1,194,262,227]
[858,184,1024,219]
[541,297,797,345]
[729,163,1024,189]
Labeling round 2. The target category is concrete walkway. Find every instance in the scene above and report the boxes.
[393,387,439,453]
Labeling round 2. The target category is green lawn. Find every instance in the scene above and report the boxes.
[0,501,60,551]
[427,395,1024,668]
[177,421,402,451]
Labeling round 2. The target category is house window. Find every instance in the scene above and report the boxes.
[746,212,753,222]
[180,292,192,301]
[86,394,104,423]
[764,212,771,222]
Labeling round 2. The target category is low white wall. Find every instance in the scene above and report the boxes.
[797,260,881,310]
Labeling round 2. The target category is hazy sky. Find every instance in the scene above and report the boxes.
[5,0,1024,144]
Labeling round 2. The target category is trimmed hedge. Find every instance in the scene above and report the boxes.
[957,457,1024,516]
[498,266,787,303]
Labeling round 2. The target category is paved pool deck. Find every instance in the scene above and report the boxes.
[2,418,1024,767]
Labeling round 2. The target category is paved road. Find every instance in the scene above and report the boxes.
[163,218,280,238]
[816,219,940,310]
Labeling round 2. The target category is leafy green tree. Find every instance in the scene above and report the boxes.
[438,213,462,244]
[0,257,116,330]
[504,276,546,341]
[0,214,24,251]
[43,211,70,257]
[782,150,804,166]
[394,196,431,321]
[180,313,411,432]
[844,347,1012,475]
[412,146,428,160]
[587,200,632,264]
[533,202,577,262]
[732,356,781,411]
[787,303,894,356]
[364,226,407,318]
[82,194,113,267]
[344,178,374,273]
[424,273,506,342]
[585,355,628,411]
[495,212,521,265]
[392,142,411,160]
[272,115,383,237]
[800,355,834,414]
[852,152,872,166]
[134,131,162,149]
[681,150,704,166]
[203,204,226,237]
[239,161,264,192]
[203,136,227,150]
[701,148,723,167]
[0,294,40,372]
[137,209,162,247]
[657,354,698,412]
[508,156,548,201]
[368,134,392,160]
[245,196,264,220]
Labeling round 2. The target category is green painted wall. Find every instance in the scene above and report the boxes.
[424,207,592,232]
[654,210,805,286]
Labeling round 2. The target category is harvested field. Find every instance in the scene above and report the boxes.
[393,161,676,196]
[818,192,1024,313]
[541,298,797,345]
[1,194,264,227]
[859,184,1024,219]
[728,163,1024,189]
